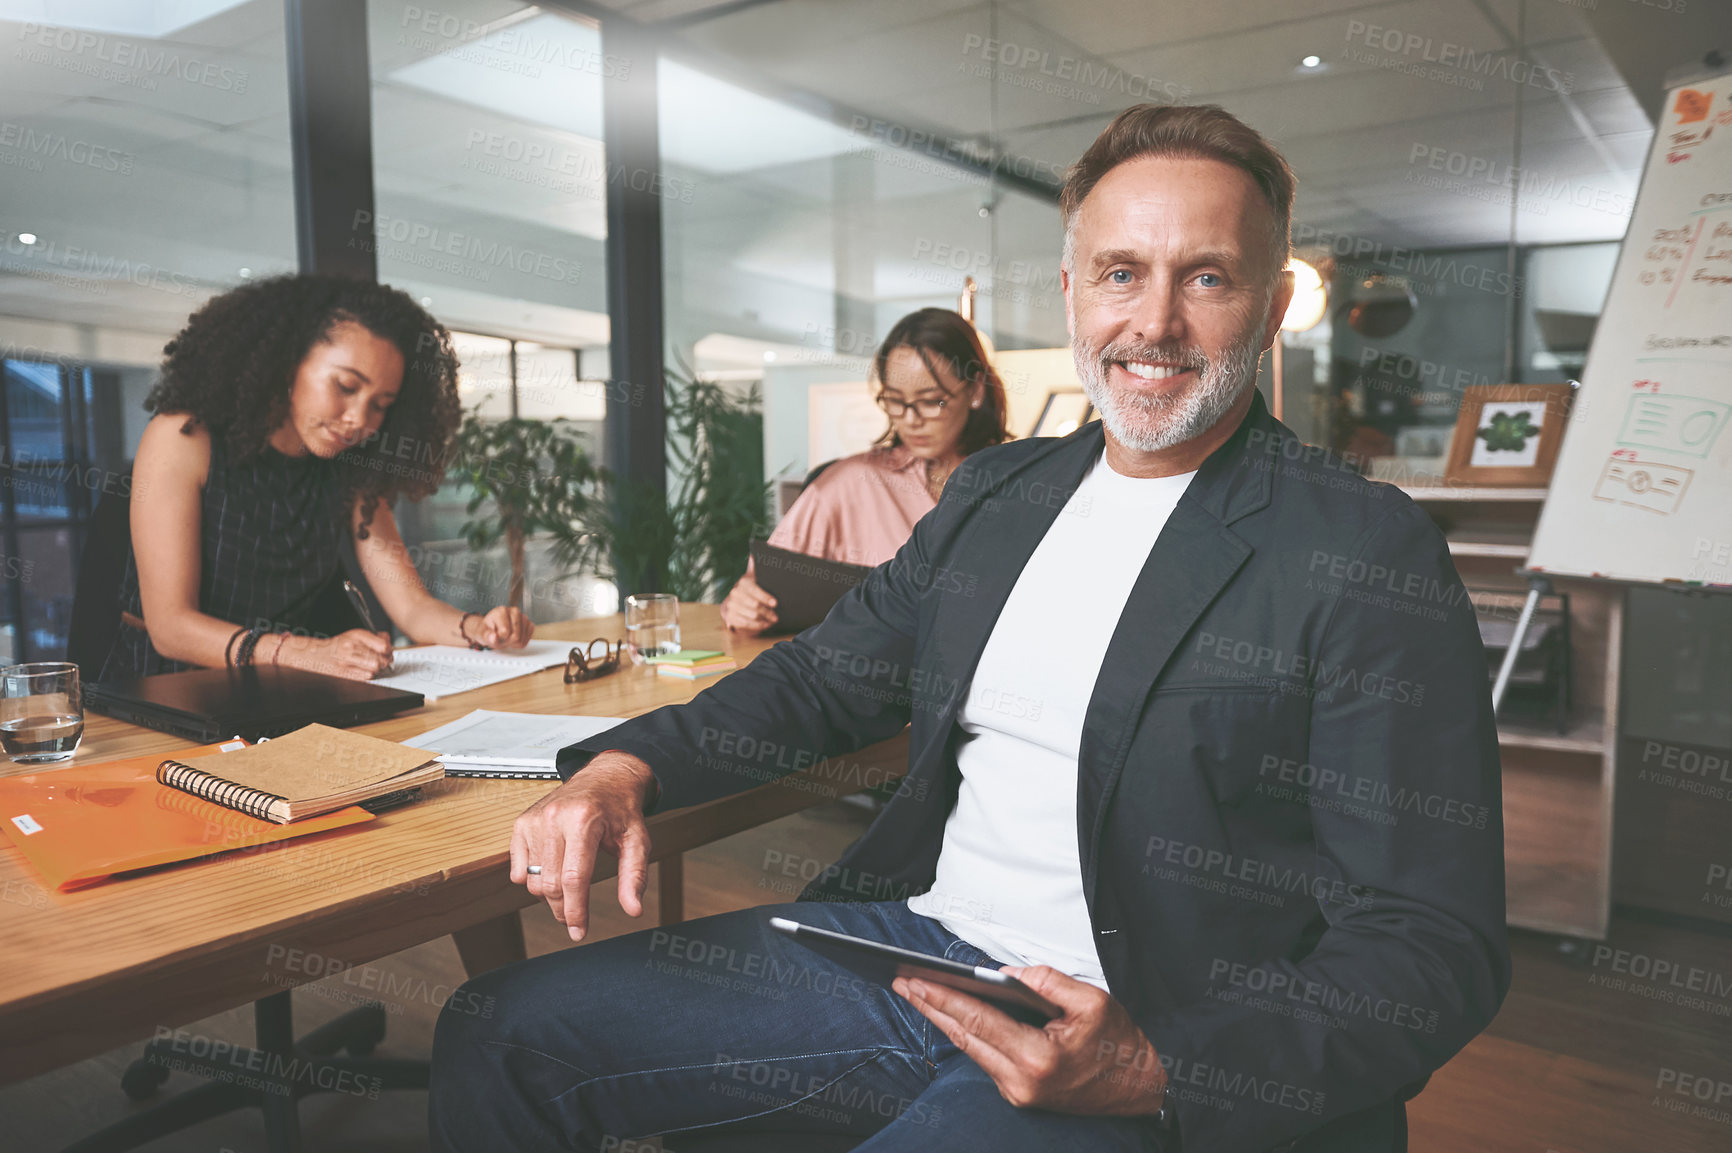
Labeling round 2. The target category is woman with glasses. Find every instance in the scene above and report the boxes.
[720,308,1010,635]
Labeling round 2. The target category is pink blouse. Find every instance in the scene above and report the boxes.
[767,445,935,567]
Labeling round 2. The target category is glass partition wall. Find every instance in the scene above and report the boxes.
[0,0,1681,649]
[661,0,1645,488]
[366,0,617,621]
[0,0,297,661]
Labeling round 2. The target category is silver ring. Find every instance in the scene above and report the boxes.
[526,864,542,875]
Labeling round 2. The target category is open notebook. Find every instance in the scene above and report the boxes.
[406,710,625,777]
[156,723,443,823]
[367,640,574,701]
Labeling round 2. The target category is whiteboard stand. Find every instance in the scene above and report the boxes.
[1401,487,1621,940]
[1490,576,1553,715]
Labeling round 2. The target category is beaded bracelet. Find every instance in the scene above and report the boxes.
[236,626,268,667]
[224,626,248,668]
[458,611,485,651]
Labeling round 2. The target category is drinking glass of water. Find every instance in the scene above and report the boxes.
[2,662,84,765]
[625,594,680,664]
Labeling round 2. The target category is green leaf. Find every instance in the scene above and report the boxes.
[543,359,770,602]
[1476,409,1537,454]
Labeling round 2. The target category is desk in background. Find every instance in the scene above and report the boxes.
[0,604,909,1085]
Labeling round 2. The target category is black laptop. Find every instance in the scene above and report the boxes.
[84,665,425,743]
[749,540,874,633]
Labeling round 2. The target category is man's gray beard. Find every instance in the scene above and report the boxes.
[1075,331,1264,453]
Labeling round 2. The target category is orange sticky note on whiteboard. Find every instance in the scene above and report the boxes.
[1674,89,1710,124]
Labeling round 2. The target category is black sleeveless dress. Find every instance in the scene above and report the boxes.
[99,432,364,680]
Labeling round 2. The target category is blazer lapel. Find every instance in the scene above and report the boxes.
[1076,395,1279,900]
[1075,506,1251,898]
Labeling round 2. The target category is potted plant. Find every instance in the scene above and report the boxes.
[450,406,601,612]
[554,364,771,602]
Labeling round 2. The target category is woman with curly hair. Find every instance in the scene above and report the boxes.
[98,274,533,682]
[719,307,1011,635]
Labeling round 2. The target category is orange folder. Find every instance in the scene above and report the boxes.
[0,742,378,891]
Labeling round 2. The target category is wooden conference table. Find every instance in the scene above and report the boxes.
[0,603,910,1085]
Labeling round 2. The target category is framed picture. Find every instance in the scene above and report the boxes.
[1444,383,1575,487]
[1031,389,1093,438]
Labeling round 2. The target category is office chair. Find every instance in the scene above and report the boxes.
[63,480,426,1153]
[802,458,840,489]
[63,471,132,679]
[64,991,427,1153]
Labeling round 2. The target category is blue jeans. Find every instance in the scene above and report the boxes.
[429,900,1166,1153]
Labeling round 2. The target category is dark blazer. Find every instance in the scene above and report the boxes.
[559,393,1510,1152]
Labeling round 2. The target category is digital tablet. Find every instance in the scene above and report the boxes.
[768,916,1063,1024]
[749,540,873,633]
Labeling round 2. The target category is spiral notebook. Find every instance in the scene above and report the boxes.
[156,723,444,824]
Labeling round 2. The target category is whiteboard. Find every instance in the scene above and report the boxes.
[1527,70,1732,589]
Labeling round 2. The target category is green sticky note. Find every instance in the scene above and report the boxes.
[645,649,725,664]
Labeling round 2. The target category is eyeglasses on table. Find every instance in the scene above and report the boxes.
[564,638,623,684]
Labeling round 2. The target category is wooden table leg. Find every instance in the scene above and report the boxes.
[452,912,528,978]
[658,853,685,926]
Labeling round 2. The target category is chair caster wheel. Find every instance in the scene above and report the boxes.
[348,1017,387,1057]
[121,1059,170,1101]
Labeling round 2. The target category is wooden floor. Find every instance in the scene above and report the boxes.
[7,798,1731,1152]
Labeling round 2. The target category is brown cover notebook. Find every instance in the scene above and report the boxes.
[157,724,444,823]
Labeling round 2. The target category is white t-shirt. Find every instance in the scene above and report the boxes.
[907,451,1197,989]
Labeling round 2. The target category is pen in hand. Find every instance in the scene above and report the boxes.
[343,579,395,673]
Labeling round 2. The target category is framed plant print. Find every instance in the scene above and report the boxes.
[1443,383,1576,488]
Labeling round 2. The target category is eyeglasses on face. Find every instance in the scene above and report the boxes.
[564,638,623,684]
[875,394,951,420]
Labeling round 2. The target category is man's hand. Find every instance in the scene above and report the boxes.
[509,751,656,941]
[893,965,1167,1116]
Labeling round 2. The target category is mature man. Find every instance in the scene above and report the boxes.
[430,104,1508,1153]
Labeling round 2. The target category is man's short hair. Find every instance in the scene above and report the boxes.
[1060,104,1295,277]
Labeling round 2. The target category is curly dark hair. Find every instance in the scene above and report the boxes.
[145,274,462,539]
[871,308,1012,456]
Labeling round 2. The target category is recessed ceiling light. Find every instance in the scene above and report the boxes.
[763,350,777,362]
[421,297,434,307]
[238,267,251,278]
[1301,54,1322,69]
[18,233,38,245]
